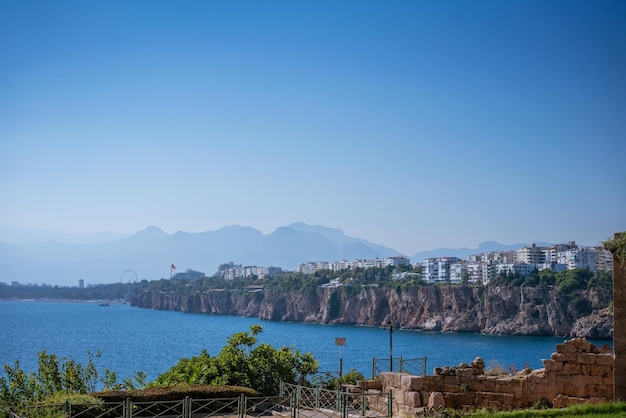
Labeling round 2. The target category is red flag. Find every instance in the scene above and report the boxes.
[171,263,176,270]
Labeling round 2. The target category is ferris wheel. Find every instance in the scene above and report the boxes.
[120,269,139,284]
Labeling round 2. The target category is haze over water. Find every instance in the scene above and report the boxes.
[0,301,611,384]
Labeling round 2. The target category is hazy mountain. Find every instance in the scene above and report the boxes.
[0,223,554,287]
[0,223,399,287]
[0,227,129,244]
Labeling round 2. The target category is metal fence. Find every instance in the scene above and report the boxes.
[371,356,427,378]
[280,382,390,418]
[5,394,291,418]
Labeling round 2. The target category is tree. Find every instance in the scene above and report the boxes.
[0,350,116,413]
[153,325,318,395]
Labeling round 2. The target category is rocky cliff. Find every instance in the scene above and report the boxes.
[132,285,613,339]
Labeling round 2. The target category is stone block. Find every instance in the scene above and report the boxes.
[442,383,462,393]
[404,391,421,407]
[562,363,582,375]
[358,379,382,390]
[379,372,393,387]
[502,393,515,407]
[443,376,460,385]
[596,354,614,367]
[582,364,591,375]
[428,392,445,409]
[577,353,597,365]
[444,392,474,409]
[565,352,578,363]
[556,344,566,354]
[543,359,562,372]
[551,352,565,362]
[590,365,612,377]
[400,374,423,391]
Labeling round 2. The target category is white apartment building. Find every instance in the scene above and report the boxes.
[449,260,467,283]
[422,257,462,283]
[218,263,282,280]
[557,247,598,272]
[300,256,411,274]
[297,261,330,274]
[516,243,546,264]
[495,263,537,277]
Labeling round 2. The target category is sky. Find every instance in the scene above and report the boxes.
[1,0,625,256]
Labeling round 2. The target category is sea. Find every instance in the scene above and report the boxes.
[0,301,612,386]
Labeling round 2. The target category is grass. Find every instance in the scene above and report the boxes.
[465,402,626,417]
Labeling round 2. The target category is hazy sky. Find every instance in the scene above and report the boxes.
[1,1,625,255]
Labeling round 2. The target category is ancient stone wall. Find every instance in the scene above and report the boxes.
[360,338,613,414]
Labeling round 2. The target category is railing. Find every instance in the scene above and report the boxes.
[5,395,290,418]
[281,382,391,418]
[372,355,427,377]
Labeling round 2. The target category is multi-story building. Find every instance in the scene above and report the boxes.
[218,264,282,280]
[449,260,467,283]
[297,261,330,275]
[422,257,462,283]
[516,243,546,264]
[495,263,537,277]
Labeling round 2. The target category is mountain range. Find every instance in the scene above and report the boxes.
[0,222,538,287]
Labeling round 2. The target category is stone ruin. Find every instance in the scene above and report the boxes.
[353,338,613,414]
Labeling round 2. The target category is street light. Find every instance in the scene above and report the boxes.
[386,319,393,372]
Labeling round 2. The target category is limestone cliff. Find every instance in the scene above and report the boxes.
[132,285,613,339]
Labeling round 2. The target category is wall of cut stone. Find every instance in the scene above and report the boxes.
[359,338,613,414]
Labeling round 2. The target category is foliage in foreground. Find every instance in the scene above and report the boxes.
[152,325,318,395]
[0,325,318,415]
[0,350,117,413]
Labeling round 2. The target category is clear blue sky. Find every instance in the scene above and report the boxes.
[1,0,624,255]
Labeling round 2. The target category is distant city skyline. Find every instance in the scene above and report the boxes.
[1,1,624,256]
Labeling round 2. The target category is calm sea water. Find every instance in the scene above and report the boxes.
[0,301,611,385]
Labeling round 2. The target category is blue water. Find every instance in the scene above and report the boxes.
[0,301,611,385]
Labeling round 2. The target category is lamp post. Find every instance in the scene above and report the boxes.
[386,320,393,372]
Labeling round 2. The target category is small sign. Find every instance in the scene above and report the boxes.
[335,337,346,346]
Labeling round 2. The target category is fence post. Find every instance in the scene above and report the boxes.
[291,390,298,418]
[315,387,320,409]
[239,393,245,418]
[183,396,191,418]
[341,393,347,418]
[63,400,70,417]
[387,390,392,418]
[372,358,375,379]
[423,356,427,377]
[361,391,366,416]
[128,397,133,418]
[399,355,403,373]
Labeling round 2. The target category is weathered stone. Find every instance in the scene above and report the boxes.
[577,353,597,365]
[542,359,562,371]
[591,365,612,377]
[428,392,445,409]
[596,353,614,366]
[562,363,582,375]
[400,374,423,391]
[404,391,421,407]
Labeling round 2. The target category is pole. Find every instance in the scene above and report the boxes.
[386,320,393,372]
[339,349,343,387]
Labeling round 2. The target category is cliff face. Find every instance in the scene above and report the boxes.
[133,285,613,339]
